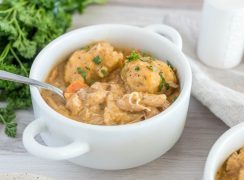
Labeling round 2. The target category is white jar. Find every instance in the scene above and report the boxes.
[197,0,244,69]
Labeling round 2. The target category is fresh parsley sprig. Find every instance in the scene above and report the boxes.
[159,72,170,92]
[0,106,17,137]
[125,51,140,63]
[77,67,87,80]
[0,0,106,137]
[93,55,102,64]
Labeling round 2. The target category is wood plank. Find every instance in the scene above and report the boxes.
[109,0,203,9]
[71,5,199,29]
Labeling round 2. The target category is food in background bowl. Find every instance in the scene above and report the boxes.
[216,147,244,180]
[41,41,179,125]
[203,121,244,180]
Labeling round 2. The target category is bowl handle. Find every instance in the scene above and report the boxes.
[144,24,182,50]
[23,118,90,160]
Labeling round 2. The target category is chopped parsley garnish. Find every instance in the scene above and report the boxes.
[77,67,87,80]
[85,66,90,71]
[0,0,106,138]
[134,66,140,71]
[93,56,102,64]
[125,51,140,62]
[101,69,108,75]
[98,66,109,78]
[165,83,170,90]
[159,72,170,91]
[80,44,92,51]
[147,65,157,72]
[167,60,175,70]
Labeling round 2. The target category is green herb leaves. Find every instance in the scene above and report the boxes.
[85,66,90,71]
[125,51,140,63]
[146,65,157,72]
[93,55,102,64]
[0,107,17,138]
[134,66,140,71]
[167,60,175,71]
[5,121,17,138]
[159,72,170,92]
[77,67,87,80]
[0,0,106,137]
[98,66,108,78]
[101,69,108,76]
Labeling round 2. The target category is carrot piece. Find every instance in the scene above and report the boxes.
[65,80,88,93]
[64,80,88,99]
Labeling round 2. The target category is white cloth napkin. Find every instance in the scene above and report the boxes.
[163,11,244,127]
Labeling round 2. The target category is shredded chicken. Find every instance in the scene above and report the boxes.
[116,92,151,112]
[216,147,244,180]
[141,93,169,108]
[116,92,170,113]
[104,94,144,125]
[66,94,83,115]
[79,107,104,125]
[145,107,160,119]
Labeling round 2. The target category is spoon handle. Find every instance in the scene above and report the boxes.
[0,70,64,98]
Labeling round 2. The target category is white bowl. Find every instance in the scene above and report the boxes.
[23,24,192,170]
[203,122,244,180]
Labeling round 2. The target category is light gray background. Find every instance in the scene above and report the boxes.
[0,1,228,180]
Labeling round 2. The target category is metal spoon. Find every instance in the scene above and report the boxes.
[0,70,65,100]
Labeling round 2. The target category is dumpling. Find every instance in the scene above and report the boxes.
[64,42,123,84]
[121,60,161,94]
[121,54,178,94]
[151,60,178,88]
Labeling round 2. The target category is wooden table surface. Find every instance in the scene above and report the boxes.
[0,1,229,180]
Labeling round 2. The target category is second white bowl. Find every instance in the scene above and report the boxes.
[203,122,244,180]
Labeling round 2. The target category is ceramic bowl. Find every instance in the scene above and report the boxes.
[23,24,192,170]
[203,122,244,179]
